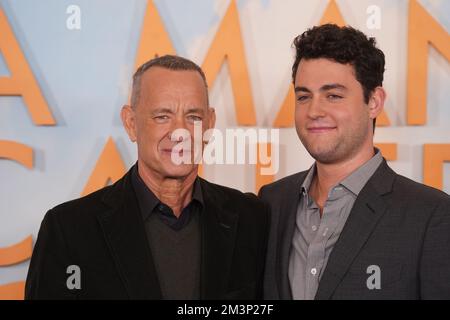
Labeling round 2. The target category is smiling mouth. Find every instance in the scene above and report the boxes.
[307,127,336,133]
[161,149,191,155]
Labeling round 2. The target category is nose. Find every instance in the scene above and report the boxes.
[167,115,189,141]
[307,96,326,119]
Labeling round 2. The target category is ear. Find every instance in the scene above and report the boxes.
[368,86,386,120]
[121,105,137,142]
[206,107,216,129]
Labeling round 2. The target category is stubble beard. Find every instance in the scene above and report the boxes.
[299,123,369,165]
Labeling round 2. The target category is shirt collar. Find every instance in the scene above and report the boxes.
[340,148,383,196]
[131,162,203,221]
[300,148,383,197]
[300,164,316,196]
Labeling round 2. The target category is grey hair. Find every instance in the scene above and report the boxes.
[130,54,209,108]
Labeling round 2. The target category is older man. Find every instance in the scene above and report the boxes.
[26,55,269,300]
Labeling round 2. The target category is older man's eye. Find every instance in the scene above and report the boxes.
[187,115,203,122]
[154,115,169,122]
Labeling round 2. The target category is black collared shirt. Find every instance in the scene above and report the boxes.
[130,163,203,299]
[131,163,203,230]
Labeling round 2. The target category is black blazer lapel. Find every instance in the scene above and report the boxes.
[199,179,239,299]
[315,161,395,300]
[277,172,307,299]
[97,170,162,299]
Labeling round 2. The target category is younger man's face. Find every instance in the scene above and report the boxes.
[294,58,375,164]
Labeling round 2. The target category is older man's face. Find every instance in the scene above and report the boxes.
[122,67,214,180]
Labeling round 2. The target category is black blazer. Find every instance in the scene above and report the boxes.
[259,160,450,299]
[25,169,269,299]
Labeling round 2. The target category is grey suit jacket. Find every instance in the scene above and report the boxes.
[259,160,450,299]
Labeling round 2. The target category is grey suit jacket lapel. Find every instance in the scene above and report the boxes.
[277,172,307,299]
[315,161,395,300]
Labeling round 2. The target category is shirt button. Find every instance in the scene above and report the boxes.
[312,225,317,232]
[311,268,317,275]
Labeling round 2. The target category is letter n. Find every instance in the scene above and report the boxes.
[407,0,450,125]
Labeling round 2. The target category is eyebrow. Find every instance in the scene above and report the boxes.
[151,108,174,115]
[321,83,348,91]
[185,107,205,115]
[150,107,206,115]
[294,83,348,93]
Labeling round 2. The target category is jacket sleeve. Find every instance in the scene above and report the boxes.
[257,185,280,300]
[25,210,77,300]
[420,197,450,299]
[255,200,270,300]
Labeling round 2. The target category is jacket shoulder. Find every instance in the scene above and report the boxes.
[258,171,308,197]
[200,178,264,208]
[392,174,450,205]
[47,183,116,224]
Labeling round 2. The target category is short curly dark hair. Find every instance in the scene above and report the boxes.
[292,24,385,105]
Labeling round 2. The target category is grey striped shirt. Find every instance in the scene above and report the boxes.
[289,150,383,300]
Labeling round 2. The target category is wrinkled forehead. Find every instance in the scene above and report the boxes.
[139,67,209,106]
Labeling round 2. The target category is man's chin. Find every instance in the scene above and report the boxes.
[161,164,198,179]
[306,148,340,164]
